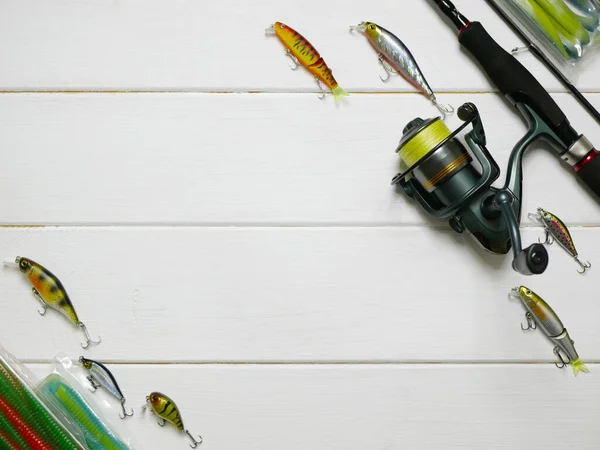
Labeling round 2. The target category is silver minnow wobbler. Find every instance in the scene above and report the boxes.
[350,21,453,117]
[79,356,134,419]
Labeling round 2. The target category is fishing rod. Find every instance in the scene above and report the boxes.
[390,0,600,275]
[484,0,600,125]
[429,0,600,195]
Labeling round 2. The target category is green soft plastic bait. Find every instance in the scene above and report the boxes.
[513,0,577,57]
[534,0,592,43]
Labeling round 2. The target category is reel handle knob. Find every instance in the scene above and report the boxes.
[512,243,548,275]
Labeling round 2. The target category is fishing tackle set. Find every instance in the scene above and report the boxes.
[389,0,599,276]
[1,4,598,447]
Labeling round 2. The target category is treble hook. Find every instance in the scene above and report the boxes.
[539,229,554,245]
[553,346,570,369]
[377,54,396,83]
[86,375,100,392]
[285,50,299,70]
[31,288,48,316]
[119,399,134,419]
[520,312,537,331]
[431,96,454,119]
[185,430,203,448]
[315,78,327,100]
[575,257,592,274]
[78,322,101,349]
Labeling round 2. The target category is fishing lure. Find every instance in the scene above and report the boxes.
[510,0,581,59]
[13,257,101,348]
[0,357,84,449]
[143,392,203,448]
[79,357,133,419]
[529,208,591,273]
[565,0,600,17]
[536,0,599,33]
[350,21,453,117]
[511,286,589,376]
[40,374,130,450]
[265,21,348,101]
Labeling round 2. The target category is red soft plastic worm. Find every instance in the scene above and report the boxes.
[0,395,53,450]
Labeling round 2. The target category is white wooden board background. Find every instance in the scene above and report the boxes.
[1,0,599,448]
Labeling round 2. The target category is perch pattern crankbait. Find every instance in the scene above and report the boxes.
[512,286,589,376]
[14,257,101,348]
[529,208,591,273]
[350,21,453,117]
[266,21,349,101]
[144,392,203,448]
[80,357,134,419]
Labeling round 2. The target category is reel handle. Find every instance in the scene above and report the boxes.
[493,190,549,275]
[512,243,549,276]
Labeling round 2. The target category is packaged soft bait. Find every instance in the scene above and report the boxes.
[495,0,599,75]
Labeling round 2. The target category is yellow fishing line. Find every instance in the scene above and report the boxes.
[398,119,451,167]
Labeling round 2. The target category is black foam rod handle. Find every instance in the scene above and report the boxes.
[576,152,600,198]
[457,22,567,130]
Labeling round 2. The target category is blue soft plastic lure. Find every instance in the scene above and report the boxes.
[40,374,129,450]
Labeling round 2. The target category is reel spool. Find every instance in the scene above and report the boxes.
[392,103,549,275]
[395,117,476,203]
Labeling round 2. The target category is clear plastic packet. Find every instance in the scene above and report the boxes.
[495,0,600,78]
[0,343,88,449]
[39,353,138,450]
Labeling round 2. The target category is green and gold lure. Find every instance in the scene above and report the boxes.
[143,392,203,448]
[512,286,589,376]
[12,257,101,349]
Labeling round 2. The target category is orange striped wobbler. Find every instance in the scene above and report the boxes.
[266,21,348,101]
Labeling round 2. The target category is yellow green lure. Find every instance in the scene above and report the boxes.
[144,391,203,448]
[512,286,589,376]
[13,257,101,349]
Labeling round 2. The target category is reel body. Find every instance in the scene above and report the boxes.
[392,103,549,275]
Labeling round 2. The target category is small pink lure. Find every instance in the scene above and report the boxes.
[530,207,591,274]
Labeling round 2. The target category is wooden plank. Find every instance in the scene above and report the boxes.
[22,363,600,450]
[1,226,598,362]
[0,92,598,226]
[0,0,598,91]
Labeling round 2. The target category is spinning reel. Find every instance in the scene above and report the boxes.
[392,102,549,275]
